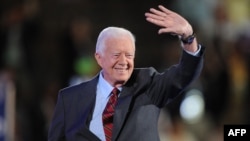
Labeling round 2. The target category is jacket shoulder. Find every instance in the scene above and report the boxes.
[59,75,98,97]
[125,67,158,86]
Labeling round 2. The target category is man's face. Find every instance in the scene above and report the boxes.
[95,36,135,87]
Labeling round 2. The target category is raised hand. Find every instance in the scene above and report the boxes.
[145,5,198,53]
[145,5,193,38]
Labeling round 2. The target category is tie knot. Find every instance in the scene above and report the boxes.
[112,87,120,96]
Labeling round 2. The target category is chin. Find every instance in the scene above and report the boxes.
[115,77,129,84]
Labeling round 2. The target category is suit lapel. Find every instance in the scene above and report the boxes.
[82,76,99,126]
[76,75,101,140]
[112,83,137,140]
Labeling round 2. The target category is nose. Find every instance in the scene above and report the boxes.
[118,54,127,65]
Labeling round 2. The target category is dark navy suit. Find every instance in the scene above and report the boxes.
[48,47,204,141]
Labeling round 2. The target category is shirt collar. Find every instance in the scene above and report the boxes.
[98,71,122,99]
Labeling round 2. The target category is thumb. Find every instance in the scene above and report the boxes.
[158,28,173,34]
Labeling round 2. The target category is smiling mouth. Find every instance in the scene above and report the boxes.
[114,68,128,72]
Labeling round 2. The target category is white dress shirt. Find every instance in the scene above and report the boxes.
[89,72,121,140]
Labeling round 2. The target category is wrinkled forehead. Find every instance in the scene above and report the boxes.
[104,36,135,51]
[96,36,135,56]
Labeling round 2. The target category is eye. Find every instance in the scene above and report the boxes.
[126,54,134,59]
[113,53,120,58]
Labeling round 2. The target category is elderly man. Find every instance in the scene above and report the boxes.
[48,5,204,141]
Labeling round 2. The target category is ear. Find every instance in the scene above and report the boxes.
[95,53,102,68]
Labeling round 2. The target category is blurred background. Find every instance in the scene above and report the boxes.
[0,0,250,141]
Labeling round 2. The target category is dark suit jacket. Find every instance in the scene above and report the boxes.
[48,47,204,141]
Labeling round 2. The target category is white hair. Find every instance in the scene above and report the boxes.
[95,26,136,54]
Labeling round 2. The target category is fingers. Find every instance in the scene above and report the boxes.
[145,12,165,21]
[145,17,166,28]
[149,7,167,17]
[145,5,172,34]
[145,5,173,22]
[158,5,173,15]
[147,5,173,17]
[145,5,190,35]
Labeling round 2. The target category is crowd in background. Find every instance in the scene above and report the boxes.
[0,0,250,141]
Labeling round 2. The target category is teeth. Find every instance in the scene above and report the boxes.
[115,68,127,72]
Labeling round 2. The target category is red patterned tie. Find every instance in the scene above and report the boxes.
[102,88,120,141]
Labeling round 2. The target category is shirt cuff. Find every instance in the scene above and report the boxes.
[183,44,201,56]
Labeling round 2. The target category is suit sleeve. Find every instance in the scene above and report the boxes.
[148,45,205,107]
